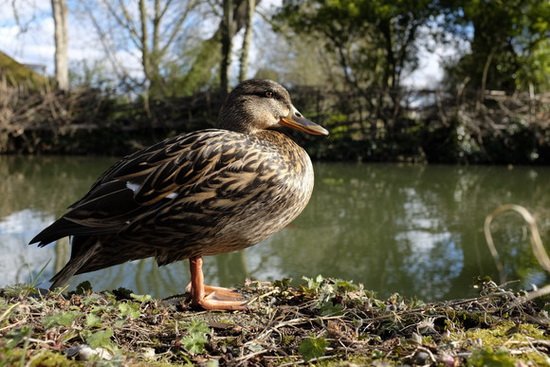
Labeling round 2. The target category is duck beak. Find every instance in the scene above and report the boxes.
[280,105,329,136]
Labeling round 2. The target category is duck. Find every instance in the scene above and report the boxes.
[30,79,329,310]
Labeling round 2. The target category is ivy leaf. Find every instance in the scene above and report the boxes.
[334,279,358,292]
[86,313,102,328]
[299,336,327,362]
[118,302,140,319]
[182,320,210,354]
[130,293,152,303]
[187,319,210,335]
[302,275,324,292]
[320,302,344,316]
[182,332,208,354]
[43,311,79,328]
[6,326,32,348]
[114,319,125,328]
[86,329,114,349]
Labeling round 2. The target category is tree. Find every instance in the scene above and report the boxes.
[51,0,69,91]
[441,0,550,94]
[220,0,235,92]
[167,0,261,95]
[81,0,200,97]
[276,0,439,122]
[238,0,255,82]
[280,1,428,88]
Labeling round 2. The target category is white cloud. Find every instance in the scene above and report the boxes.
[0,24,19,41]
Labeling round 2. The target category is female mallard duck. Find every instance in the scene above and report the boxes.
[30,79,328,310]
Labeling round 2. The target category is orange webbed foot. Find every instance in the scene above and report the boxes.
[188,257,247,311]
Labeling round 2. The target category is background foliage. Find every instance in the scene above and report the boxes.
[0,0,548,163]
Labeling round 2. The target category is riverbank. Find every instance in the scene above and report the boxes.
[1,277,548,366]
[1,83,548,164]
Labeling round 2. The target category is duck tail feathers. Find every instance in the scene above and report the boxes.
[49,239,101,290]
[30,218,82,247]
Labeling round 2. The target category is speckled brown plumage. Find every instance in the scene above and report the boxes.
[30,79,328,310]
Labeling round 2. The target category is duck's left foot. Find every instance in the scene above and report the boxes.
[186,283,244,300]
[188,256,247,311]
[195,294,247,311]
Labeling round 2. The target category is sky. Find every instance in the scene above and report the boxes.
[0,1,107,71]
[0,0,467,90]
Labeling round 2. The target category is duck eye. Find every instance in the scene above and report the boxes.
[265,91,273,98]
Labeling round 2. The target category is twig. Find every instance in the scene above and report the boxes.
[0,302,19,323]
[234,348,269,363]
[484,204,550,292]
[244,288,279,306]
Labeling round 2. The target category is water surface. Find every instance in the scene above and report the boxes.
[1,156,548,301]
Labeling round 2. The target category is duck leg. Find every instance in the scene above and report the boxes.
[189,256,246,310]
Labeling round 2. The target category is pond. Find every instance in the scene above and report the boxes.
[1,156,548,301]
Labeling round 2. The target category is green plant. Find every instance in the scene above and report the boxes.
[298,336,328,362]
[181,320,210,355]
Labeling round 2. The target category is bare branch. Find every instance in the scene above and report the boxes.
[139,0,150,80]
[99,0,141,50]
[81,1,142,90]
[158,0,199,57]
[158,0,174,20]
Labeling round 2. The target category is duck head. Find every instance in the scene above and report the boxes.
[218,79,329,136]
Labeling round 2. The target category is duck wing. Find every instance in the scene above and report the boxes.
[29,129,261,247]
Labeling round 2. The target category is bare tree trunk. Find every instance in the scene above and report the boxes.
[220,0,234,93]
[150,0,162,96]
[138,0,152,120]
[181,0,258,94]
[478,48,496,110]
[139,0,150,90]
[51,0,69,91]
[238,0,255,82]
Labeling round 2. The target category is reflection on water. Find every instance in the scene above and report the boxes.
[0,156,548,301]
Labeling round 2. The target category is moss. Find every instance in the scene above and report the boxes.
[468,348,516,367]
[281,334,295,346]
[464,321,547,347]
[460,321,550,366]
[319,356,396,366]
[1,349,79,367]
[28,350,81,367]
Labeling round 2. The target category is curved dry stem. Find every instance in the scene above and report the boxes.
[484,204,550,299]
